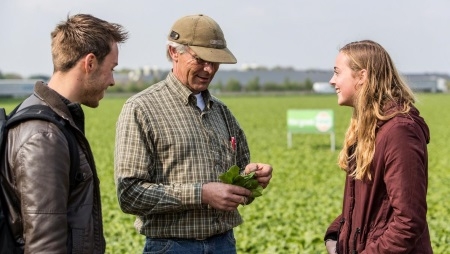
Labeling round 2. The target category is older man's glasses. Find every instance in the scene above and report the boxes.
[185,50,216,66]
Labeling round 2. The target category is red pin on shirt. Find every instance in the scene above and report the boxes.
[231,137,236,151]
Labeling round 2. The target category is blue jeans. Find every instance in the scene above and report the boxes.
[143,230,236,254]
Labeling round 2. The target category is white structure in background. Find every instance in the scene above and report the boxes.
[437,78,448,92]
[312,82,335,94]
[240,63,263,71]
[128,69,141,81]
[406,76,447,93]
[127,66,163,82]
[0,79,40,98]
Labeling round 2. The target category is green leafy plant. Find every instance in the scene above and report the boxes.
[219,165,263,197]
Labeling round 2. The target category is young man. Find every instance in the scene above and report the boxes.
[2,14,128,253]
[115,14,272,253]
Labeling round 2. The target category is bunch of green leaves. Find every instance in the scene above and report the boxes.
[219,165,263,197]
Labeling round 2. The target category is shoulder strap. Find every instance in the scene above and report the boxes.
[0,102,25,148]
[0,108,7,147]
[6,105,81,189]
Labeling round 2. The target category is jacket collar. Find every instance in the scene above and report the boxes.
[34,81,73,118]
[33,81,85,132]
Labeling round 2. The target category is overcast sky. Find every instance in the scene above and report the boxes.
[1,0,449,78]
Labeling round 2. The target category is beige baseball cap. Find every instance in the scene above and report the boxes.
[168,14,237,64]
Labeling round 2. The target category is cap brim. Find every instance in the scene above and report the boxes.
[190,46,237,64]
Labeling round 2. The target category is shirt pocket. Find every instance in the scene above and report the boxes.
[216,134,237,173]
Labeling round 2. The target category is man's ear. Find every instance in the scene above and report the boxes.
[83,53,97,73]
[168,46,179,62]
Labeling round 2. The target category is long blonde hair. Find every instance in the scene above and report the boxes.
[338,40,415,180]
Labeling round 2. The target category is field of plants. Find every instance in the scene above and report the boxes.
[2,93,449,253]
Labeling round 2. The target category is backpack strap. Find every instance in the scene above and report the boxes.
[0,108,7,146]
[6,104,81,189]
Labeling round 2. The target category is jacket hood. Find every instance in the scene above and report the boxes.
[377,102,430,144]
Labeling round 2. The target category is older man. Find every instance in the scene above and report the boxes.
[115,14,272,253]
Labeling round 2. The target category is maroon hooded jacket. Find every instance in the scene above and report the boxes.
[325,104,433,254]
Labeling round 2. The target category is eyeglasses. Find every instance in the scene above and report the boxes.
[185,50,216,66]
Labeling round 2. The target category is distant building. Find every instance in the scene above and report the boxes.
[0,79,41,98]
[404,74,448,93]
[212,69,333,86]
[312,74,448,94]
[1,70,448,97]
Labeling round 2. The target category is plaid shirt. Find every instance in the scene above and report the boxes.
[114,72,250,239]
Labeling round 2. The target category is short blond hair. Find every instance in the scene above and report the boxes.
[51,14,128,73]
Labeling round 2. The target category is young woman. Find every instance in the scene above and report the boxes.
[324,40,432,254]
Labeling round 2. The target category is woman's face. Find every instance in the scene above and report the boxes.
[329,52,362,107]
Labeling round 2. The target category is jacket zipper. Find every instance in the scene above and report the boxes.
[352,227,361,254]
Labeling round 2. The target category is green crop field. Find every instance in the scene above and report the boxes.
[2,93,449,253]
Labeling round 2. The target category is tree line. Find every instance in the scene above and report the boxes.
[108,76,314,93]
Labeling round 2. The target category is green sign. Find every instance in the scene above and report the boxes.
[287,109,334,133]
[287,109,335,150]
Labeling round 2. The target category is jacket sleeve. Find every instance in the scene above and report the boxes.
[364,120,429,253]
[9,122,70,253]
[325,214,342,241]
